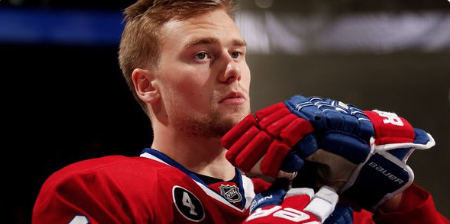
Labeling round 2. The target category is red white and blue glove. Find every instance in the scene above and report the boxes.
[282,95,436,211]
[222,95,435,211]
[245,184,351,224]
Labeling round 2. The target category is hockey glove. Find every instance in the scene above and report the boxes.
[287,96,436,211]
[222,101,318,182]
[245,185,350,224]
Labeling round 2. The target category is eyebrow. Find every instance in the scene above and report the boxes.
[184,37,247,49]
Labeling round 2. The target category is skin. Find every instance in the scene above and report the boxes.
[132,9,251,181]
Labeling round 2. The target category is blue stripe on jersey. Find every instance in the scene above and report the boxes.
[141,148,247,208]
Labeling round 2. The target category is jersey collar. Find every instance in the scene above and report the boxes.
[140,148,247,209]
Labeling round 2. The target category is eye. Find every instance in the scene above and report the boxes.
[195,52,210,60]
[230,51,241,59]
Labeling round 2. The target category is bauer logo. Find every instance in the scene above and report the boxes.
[368,162,404,184]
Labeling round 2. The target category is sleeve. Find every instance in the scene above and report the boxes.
[32,169,136,224]
[372,183,450,224]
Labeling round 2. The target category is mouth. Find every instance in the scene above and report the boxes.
[219,92,246,105]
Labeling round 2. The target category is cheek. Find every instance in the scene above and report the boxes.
[241,67,251,91]
[163,71,210,107]
[176,75,207,98]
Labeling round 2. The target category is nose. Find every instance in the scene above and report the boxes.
[218,53,241,84]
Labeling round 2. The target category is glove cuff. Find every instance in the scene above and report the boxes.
[342,151,414,212]
[304,186,338,222]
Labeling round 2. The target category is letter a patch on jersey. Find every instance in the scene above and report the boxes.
[173,186,205,222]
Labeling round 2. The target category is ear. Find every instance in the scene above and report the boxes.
[132,68,160,104]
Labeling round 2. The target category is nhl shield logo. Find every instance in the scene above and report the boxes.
[219,184,242,203]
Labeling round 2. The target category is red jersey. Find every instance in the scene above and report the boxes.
[33,148,449,224]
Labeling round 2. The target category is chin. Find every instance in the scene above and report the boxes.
[206,105,250,137]
[224,109,250,127]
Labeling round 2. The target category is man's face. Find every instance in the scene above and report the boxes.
[155,9,251,138]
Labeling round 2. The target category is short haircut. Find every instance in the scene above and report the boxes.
[118,0,236,114]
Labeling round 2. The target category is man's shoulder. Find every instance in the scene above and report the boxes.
[42,155,177,189]
[58,155,164,174]
[33,155,194,223]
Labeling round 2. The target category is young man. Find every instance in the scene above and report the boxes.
[32,0,449,223]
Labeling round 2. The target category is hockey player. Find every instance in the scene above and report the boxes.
[32,0,449,223]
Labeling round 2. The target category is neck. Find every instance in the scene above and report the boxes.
[151,127,235,181]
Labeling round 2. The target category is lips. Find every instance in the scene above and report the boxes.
[219,92,246,105]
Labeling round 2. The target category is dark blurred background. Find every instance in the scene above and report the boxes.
[1,0,449,223]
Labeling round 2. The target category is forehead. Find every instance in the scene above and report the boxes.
[160,9,244,48]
